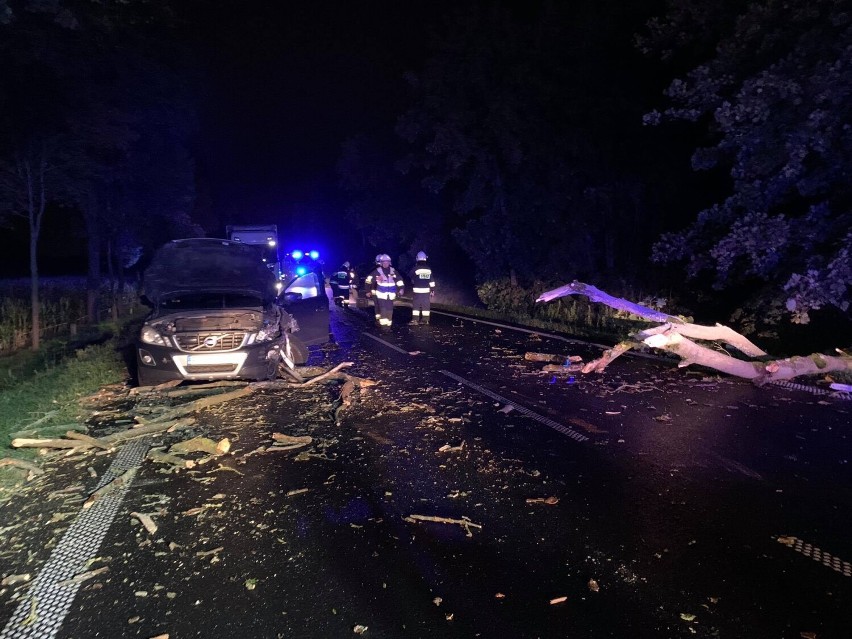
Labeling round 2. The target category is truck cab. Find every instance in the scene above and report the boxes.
[226,224,281,279]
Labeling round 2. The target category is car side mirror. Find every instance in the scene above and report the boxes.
[279,291,303,304]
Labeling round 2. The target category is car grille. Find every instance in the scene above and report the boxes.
[175,332,246,352]
[185,364,239,374]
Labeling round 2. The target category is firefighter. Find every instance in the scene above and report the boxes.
[409,251,435,325]
[364,253,404,327]
[330,261,355,306]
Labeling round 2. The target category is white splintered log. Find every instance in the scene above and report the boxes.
[638,323,766,358]
[536,280,852,381]
[537,281,678,323]
[537,280,766,357]
[642,332,852,383]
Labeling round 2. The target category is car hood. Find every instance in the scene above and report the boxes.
[142,238,276,301]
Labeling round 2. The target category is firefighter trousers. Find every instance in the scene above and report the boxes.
[375,295,395,326]
[412,292,431,323]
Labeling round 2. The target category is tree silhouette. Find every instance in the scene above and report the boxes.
[640,0,852,324]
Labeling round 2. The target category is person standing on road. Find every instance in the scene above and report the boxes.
[330,261,355,306]
[409,250,435,325]
[364,253,403,328]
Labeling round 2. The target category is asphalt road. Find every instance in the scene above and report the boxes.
[1,301,850,638]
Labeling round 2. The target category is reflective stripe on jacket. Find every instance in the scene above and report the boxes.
[411,264,435,295]
[367,266,402,299]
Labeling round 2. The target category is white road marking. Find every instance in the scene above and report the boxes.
[362,331,411,355]
[439,369,589,443]
[1,438,151,639]
[775,535,852,577]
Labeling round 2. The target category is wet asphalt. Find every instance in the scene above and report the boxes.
[1,300,850,638]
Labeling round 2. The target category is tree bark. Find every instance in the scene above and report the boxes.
[537,281,852,382]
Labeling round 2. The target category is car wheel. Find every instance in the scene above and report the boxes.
[136,360,154,387]
[286,334,310,365]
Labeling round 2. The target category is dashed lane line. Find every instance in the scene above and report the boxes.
[439,369,589,443]
[0,438,151,639]
[362,331,411,355]
[770,380,852,401]
[775,535,852,577]
[361,329,589,443]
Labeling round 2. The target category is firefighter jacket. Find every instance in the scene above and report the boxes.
[410,261,435,295]
[365,266,403,300]
[331,266,354,291]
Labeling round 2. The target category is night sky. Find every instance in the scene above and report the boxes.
[188,1,442,260]
[0,1,449,275]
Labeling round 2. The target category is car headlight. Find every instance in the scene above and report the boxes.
[253,326,281,343]
[140,326,166,346]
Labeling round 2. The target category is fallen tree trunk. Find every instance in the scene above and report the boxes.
[537,280,852,382]
[641,332,852,384]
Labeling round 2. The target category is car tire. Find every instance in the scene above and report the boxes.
[285,334,310,366]
[136,360,154,387]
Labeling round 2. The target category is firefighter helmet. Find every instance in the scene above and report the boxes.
[342,261,350,269]
[376,253,391,263]
[416,251,428,261]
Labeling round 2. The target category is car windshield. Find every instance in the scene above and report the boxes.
[159,292,263,310]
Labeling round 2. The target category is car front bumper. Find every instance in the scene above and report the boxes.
[136,340,282,383]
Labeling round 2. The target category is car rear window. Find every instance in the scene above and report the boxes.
[159,292,263,310]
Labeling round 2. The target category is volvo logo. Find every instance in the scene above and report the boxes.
[204,335,220,347]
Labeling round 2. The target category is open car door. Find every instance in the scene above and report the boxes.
[278,272,330,346]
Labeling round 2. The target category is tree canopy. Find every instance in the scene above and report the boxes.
[640,0,852,324]
[394,1,667,285]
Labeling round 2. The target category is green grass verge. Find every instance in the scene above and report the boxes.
[0,331,131,490]
[432,302,648,345]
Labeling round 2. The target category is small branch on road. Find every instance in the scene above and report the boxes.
[65,431,113,450]
[404,514,483,537]
[11,437,92,450]
[299,361,355,386]
[0,458,44,475]
[83,468,137,509]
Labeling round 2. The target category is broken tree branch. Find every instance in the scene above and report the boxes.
[65,431,112,450]
[0,458,44,475]
[299,361,355,386]
[11,438,91,450]
[404,514,483,537]
[537,281,680,323]
[536,280,852,381]
[83,468,137,509]
[642,332,852,384]
[101,417,196,444]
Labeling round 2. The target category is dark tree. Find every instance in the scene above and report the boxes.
[395,1,667,287]
[0,0,201,330]
[640,0,852,324]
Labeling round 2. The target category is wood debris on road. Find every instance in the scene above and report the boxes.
[131,512,158,535]
[83,468,137,509]
[0,458,44,475]
[404,514,483,537]
[526,496,559,505]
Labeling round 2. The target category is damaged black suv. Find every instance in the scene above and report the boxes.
[135,238,329,386]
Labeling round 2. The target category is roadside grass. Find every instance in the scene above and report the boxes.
[433,302,648,346]
[0,323,135,492]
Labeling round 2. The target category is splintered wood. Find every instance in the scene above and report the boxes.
[404,514,483,537]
